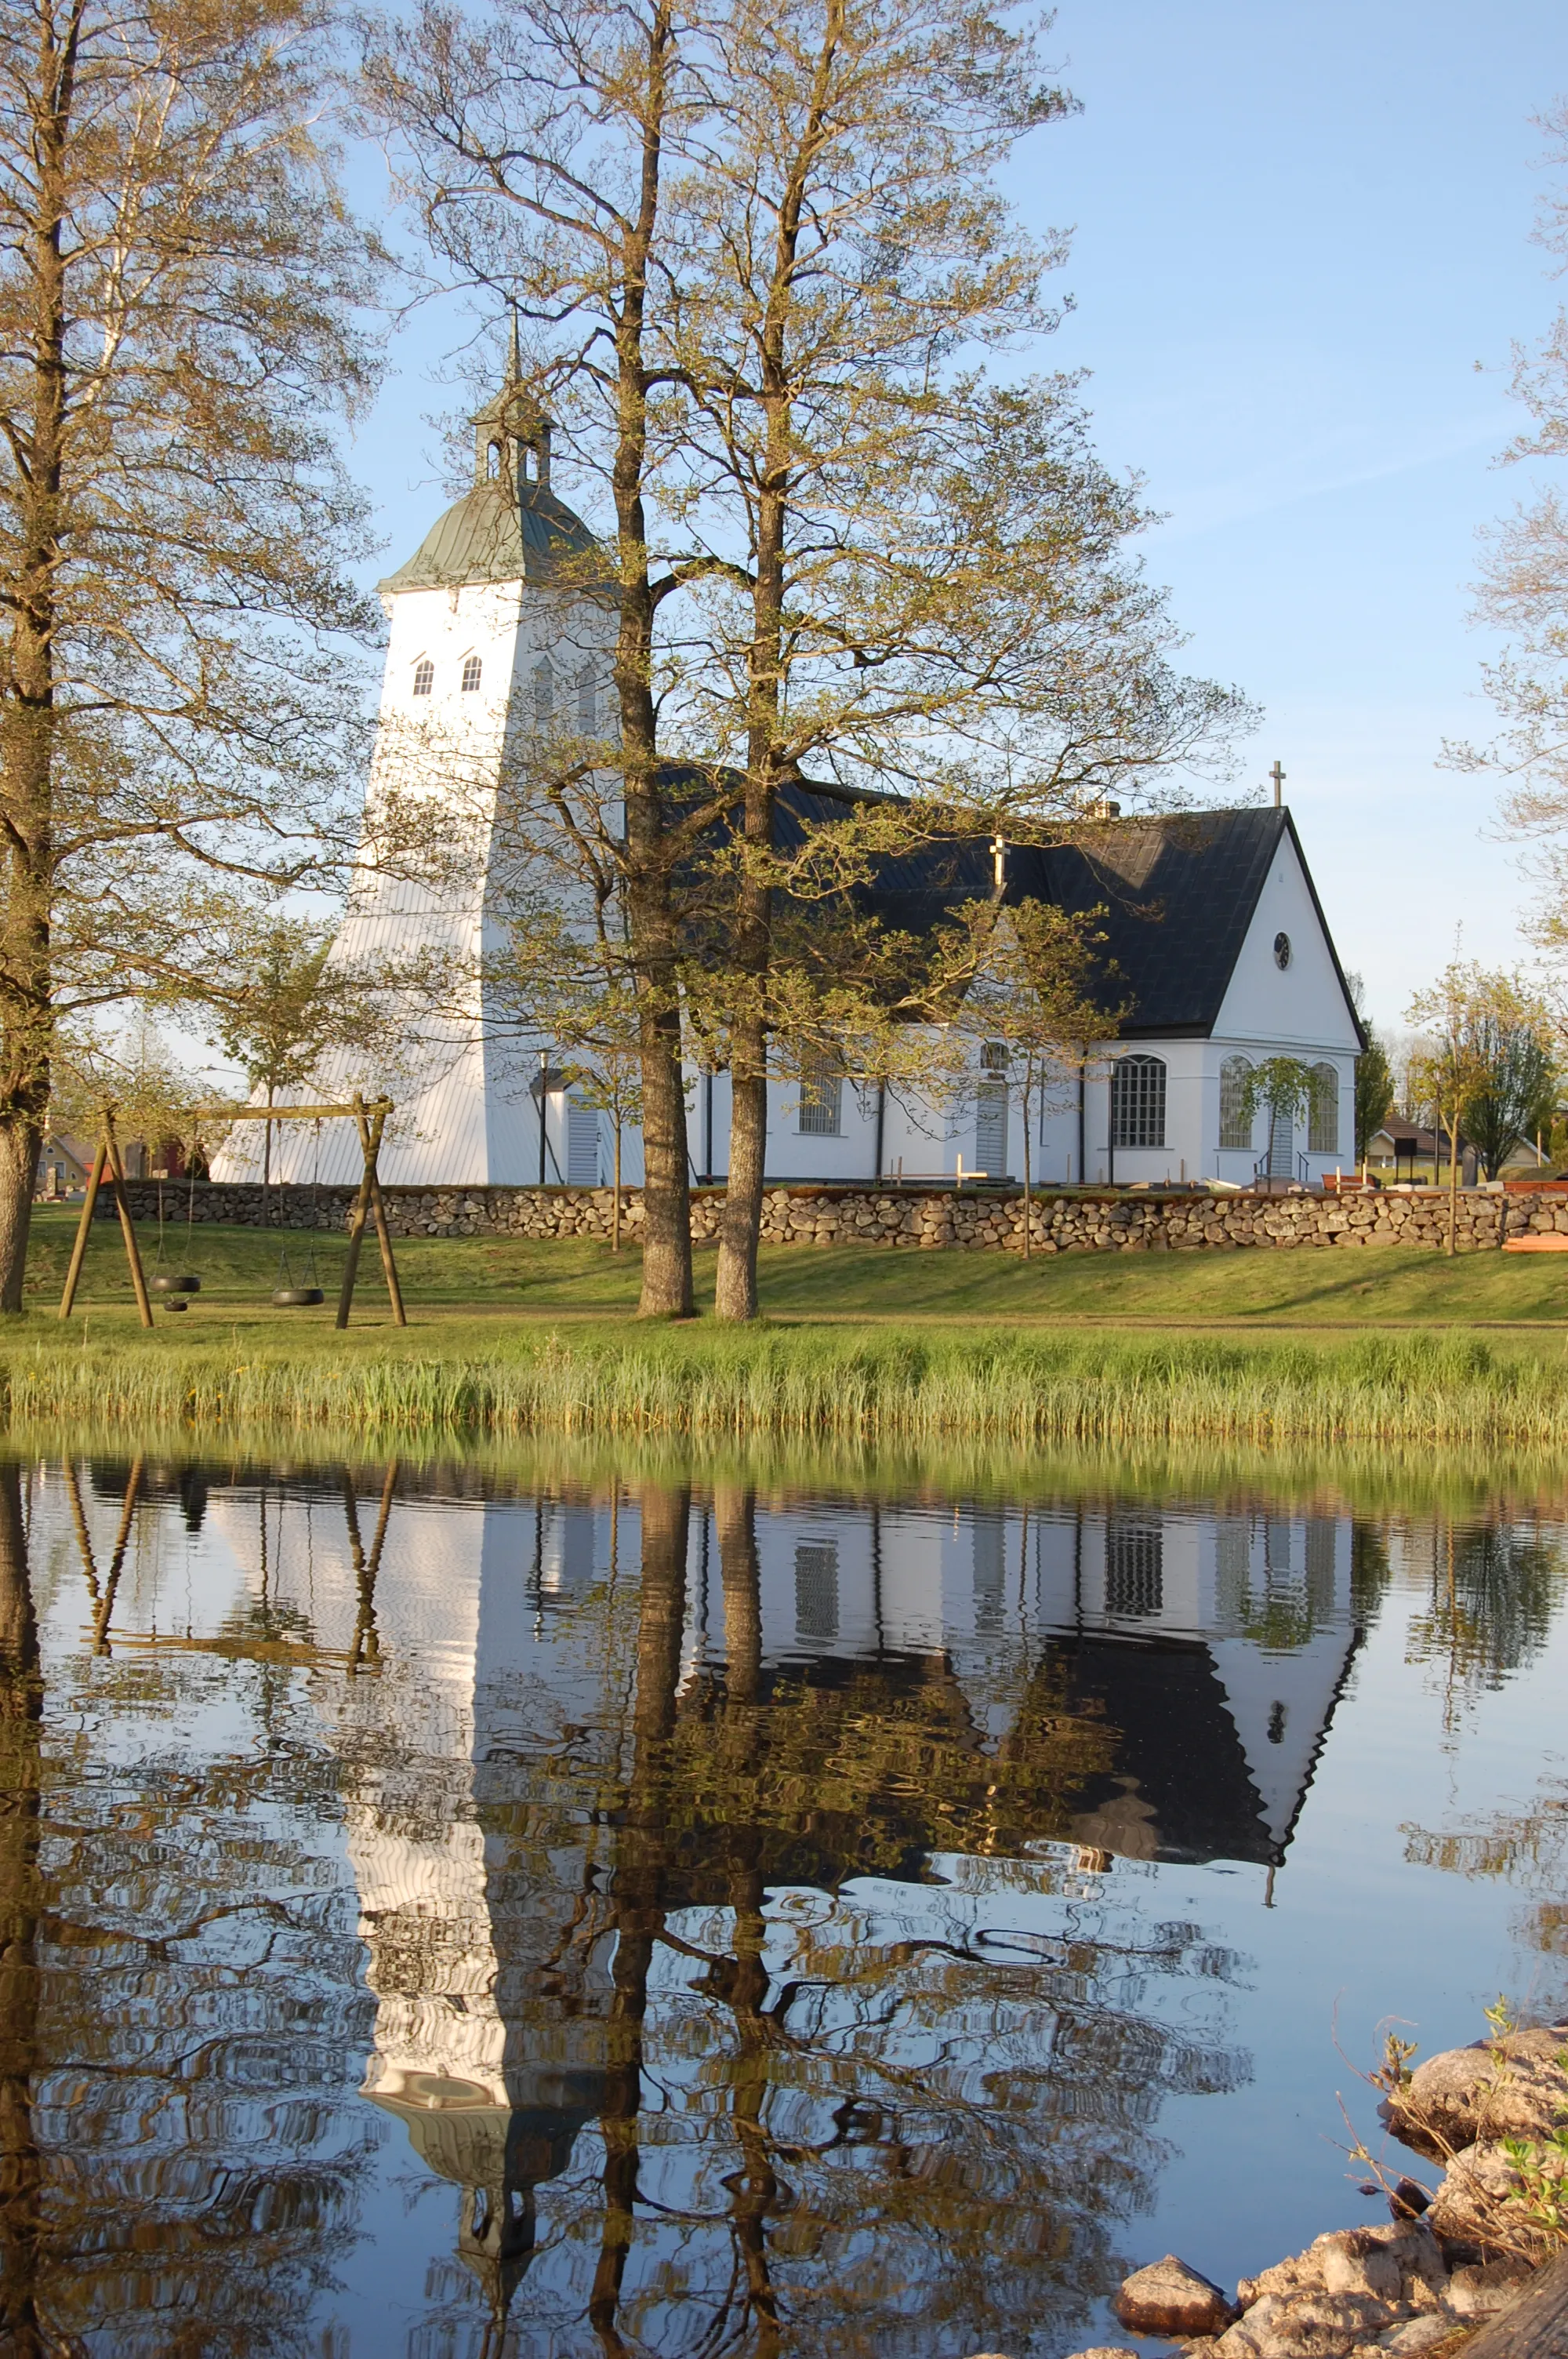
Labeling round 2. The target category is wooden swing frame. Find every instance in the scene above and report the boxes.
[57,1093,408,1332]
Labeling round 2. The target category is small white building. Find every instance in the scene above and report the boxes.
[218,360,1363,1194]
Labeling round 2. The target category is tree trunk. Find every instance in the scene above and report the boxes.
[610,1,693,1321]
[612,1113,622,1252]
[0,11,72,1314]
[716,1063,767,1321]
[715,27,839,1321]
[0,1464,43,2356]
[1448,1108,1460,1257]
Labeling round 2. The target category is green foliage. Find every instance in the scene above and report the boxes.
[1501,2125,1568,2242]
[1355,1034,1396,1161]
[1238,1056,1335,1132]
[198,915,381,1118]
[1407,961,1560,1178]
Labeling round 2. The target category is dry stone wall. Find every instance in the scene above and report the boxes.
[110,1178,1568,1252]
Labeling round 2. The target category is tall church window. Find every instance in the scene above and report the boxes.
[1219,1054,1253,1150]
[797,1056,842,1137]
[1111,1053,1165,1149]
[532,657,554,722]
[577,665,597,735]
[1308,1060,1338,1154]
[460,654,482,693]
[412,657,434,698]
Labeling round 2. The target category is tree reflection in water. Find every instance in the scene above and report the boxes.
[6,1465,379,2356]
[9,1459,1561,2354]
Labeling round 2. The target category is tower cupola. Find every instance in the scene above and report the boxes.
[472,318,554,491]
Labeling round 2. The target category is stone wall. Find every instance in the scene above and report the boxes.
[107,1176,1568,1252]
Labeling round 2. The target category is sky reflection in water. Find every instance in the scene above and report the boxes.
[0,1454,1564,2357]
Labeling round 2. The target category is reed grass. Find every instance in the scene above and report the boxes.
[5,1321,1568,1451]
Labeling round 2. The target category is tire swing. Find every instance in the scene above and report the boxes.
[149,1171,201,1309]
[271,1121,325,1308]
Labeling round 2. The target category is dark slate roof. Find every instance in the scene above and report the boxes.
[764,788,1361,1045]
[1019,807,1288,1040]
[379,478,601,593]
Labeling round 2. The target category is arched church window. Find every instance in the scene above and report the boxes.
[576,665,596,735]
[486,441,500,478]
[797,1056,843,1137]
[412,657,434,698]
[1219,1054,1253,1149]
[1111,1053,1166,1149]
[1308,1060,1338,1154]
[532,657,553,722]
[461,654,482,693]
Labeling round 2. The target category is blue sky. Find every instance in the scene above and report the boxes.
[343,0,1568,1039]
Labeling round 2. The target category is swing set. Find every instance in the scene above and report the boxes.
[57,1094,408,1330]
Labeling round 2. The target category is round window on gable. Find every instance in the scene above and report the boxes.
[1273,931,1291,969]
[461,654,482,693]
[412,657,434,698]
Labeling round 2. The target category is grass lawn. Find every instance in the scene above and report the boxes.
[17,1201,1568,1333]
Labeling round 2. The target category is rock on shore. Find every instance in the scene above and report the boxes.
[1047,2020,1568,2359]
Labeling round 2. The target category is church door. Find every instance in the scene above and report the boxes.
[566,1095,601,1187]
[1267,1108,1294,1179]
[975,1084,1009,1178]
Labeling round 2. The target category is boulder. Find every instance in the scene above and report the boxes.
[1113,2253,1237,2336]
[1444,2258,1534,2318]
[1213,2291,1403,2357]
[1386,2026,1568,2158]
[1370,2319,1461,2354]
[1427,2139,1562,2258]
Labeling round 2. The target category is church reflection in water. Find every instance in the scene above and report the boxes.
[271,1480,1356,2349]
[16,1465,1371,2355]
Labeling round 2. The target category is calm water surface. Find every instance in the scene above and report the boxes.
[0,1451,1564,2357]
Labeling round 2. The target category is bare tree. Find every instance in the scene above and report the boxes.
[0,0,380,1307]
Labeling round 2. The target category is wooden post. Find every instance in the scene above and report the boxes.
[335,1099,375,1331]
[104,1125,154,1329]
[355,1100,406,1327]
[58,1134,109,1319]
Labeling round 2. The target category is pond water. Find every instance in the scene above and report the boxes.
[0,1448,1564,2357]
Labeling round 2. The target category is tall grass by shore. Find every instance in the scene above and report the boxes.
[5,1321,1568,1450]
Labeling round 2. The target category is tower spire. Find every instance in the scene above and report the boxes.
[507,303,521,388]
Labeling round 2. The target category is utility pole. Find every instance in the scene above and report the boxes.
[1270,760,1286,809]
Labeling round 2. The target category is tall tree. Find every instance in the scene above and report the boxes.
[361,0,709,1318]
[655,0,1250,1318]
[0,0,379,1308]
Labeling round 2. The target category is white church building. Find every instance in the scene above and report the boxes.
[220,365,1365,1195]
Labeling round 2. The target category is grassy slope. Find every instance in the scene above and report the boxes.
[19,1204,1568,1329]
[13,1206,1568,1447]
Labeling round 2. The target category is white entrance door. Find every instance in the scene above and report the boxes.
[566,1095,601,1186]
[975,1084,1009,1178]
[1267,1109,1294,1179]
